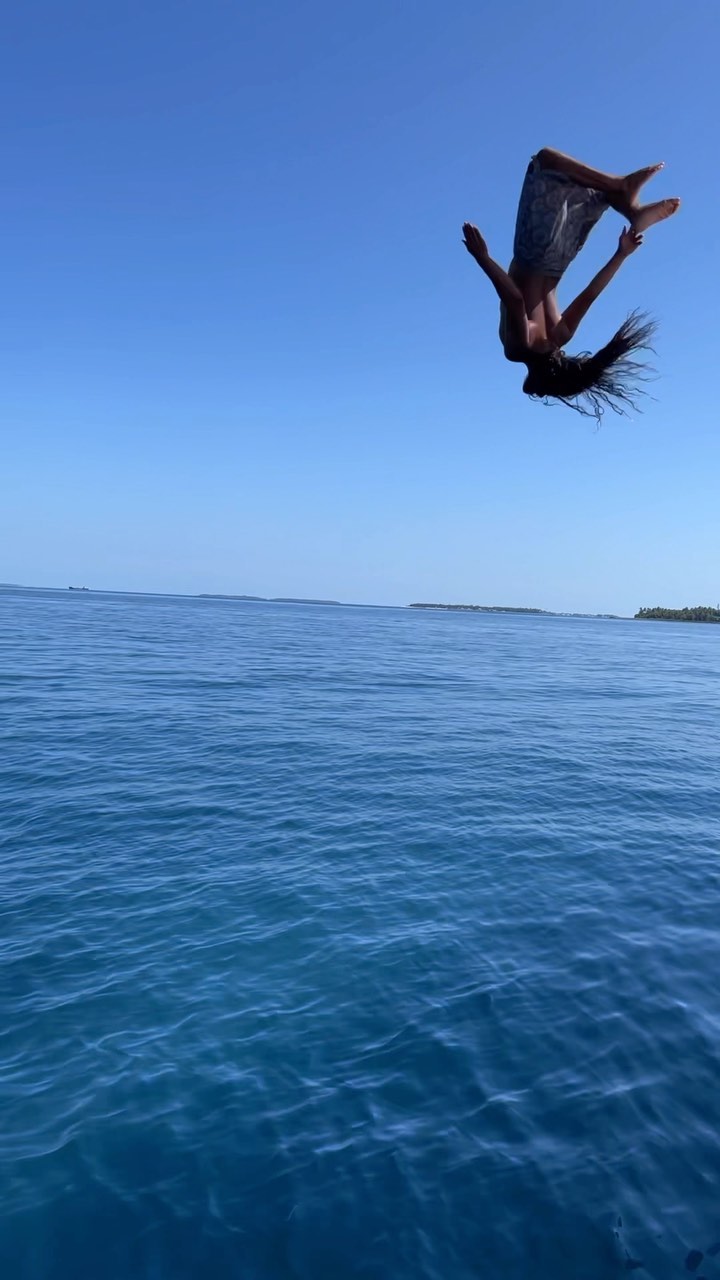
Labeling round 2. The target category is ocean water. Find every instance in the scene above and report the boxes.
[2,587,720,1280]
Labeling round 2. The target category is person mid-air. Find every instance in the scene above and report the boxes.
[463,147,680,420]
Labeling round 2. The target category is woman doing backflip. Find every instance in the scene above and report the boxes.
[463,147,680,419]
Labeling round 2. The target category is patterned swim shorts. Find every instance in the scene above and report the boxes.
[512,156,609,278]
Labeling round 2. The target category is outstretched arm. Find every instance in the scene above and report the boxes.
[551,228,643,345]
[462,223,527,333]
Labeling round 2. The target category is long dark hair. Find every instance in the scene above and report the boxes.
[523,311,657,422]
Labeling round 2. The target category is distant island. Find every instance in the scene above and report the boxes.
[198,594,344,606]
[635,606,720,623]
[408,603,623,619]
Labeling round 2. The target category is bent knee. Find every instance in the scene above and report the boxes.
[535,147,558,170]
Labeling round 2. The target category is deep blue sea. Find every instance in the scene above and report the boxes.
[3,587,720,1280]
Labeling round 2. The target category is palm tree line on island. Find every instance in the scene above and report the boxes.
[635,605,720,623]
[409,604,720,624]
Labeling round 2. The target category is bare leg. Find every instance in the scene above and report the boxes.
[535,146,671,220]
[536,147,627,195]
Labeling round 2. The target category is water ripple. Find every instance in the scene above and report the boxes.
[2,589,720,1278]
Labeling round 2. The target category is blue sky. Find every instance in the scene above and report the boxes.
[3,0,717,614]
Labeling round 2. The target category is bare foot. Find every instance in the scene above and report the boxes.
[631,197,681,232]
[621,163,664,207]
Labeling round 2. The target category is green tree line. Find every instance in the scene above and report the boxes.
[635,605,720,623]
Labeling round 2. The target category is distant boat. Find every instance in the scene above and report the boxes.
[68,586,90,591]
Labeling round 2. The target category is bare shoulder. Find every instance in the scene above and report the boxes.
[499,305,530,360]
[502,342,528,364]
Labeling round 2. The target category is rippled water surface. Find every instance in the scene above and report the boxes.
[3,587,720,1280]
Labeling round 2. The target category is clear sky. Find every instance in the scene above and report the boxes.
[3,0,718,614]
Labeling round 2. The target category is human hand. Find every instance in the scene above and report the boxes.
[462,223,489,262]
[618,227,643,257]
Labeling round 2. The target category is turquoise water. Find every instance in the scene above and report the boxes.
[3,587,720,1280]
